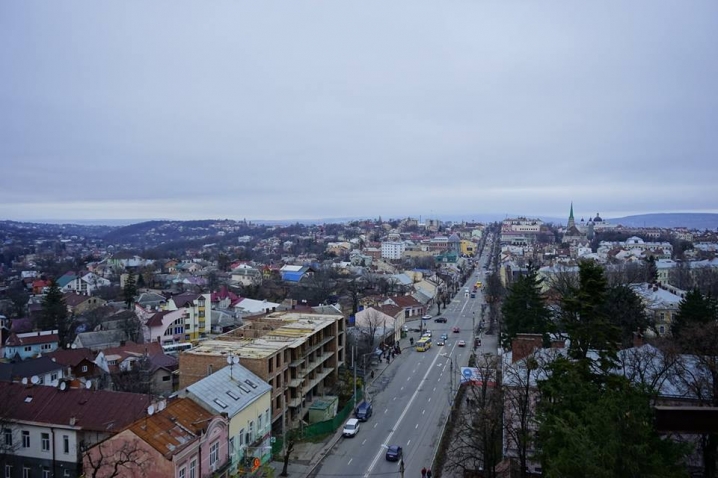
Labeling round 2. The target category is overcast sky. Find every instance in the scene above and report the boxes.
[1,1,717,224]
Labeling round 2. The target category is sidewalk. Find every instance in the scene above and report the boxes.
[267,336,413,478]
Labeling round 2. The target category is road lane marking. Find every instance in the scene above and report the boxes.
[385,409,388,414]
[422,409,426,415]
[407,440,411,446]
[363,341,445,478]
[428,397,431,403]
[393,397,397,401]
[415,424,419,429]
[362,439,367,445]
[348,459,353,465]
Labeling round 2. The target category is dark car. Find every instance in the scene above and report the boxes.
[434,317,447,323]
[385,445,403,461]
[355,401,373,421]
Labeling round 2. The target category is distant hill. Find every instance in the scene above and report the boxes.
[607,213,718,230]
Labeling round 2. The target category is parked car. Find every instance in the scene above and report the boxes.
[434,317,447,323]
[422,315,432,321]
[458,340,466,347]
[385,445,403,461]
[355,401,373,421]
[343,418,360,438]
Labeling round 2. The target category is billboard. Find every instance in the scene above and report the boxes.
[460,367,496,387]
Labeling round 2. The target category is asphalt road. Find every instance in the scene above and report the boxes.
[314,249,498,478]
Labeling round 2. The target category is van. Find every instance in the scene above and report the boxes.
[355,401,373,421]
[343,418,360,437]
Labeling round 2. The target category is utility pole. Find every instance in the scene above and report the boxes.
[352,346,357,408]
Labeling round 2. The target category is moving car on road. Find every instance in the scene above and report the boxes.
[458,340,466,347]
[385,445,403,461]
[452,326,460,333]
[440,333,448,340]
[434,317,447,323]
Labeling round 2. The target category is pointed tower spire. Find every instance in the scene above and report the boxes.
[568,202,575,229]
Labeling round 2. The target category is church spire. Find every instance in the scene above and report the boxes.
[568,202,575,229]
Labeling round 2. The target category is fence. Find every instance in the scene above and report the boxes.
[271,391,363,457]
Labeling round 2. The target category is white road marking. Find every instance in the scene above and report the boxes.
[401,386,404,390]
[433,387,436,392]
[393,397,397,401]
[348,459,353,465]
[428,397,431,403]
[385,409,388,414]
[422,409,426,415]
[363,341,445,478]
[407,440,411,446]
[415,424,419,429]
[362,439,367,445]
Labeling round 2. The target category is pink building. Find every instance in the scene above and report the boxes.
[84,398,230,477]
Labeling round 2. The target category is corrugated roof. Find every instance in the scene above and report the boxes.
[128,398,217,458]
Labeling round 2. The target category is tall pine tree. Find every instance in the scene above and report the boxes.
[123,272,137,310]
[40,279,72,348]
[501,263,552,348]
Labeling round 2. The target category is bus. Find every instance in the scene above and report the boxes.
[162,342,193,355]
[416,337,432,352]
[475,281,483,289]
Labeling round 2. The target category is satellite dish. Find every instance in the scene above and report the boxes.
[147,404,155,416]
[21,377,28,385]
[226,356,233,365]
[232,356,239,365]
[31,376,40,385]
[71,344,77,349]
[60,382,67,391]
[85,380,92,390]
[158,400,166,411]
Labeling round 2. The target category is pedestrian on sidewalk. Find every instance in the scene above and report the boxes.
[427,469,432,478]
[421,467,427,478]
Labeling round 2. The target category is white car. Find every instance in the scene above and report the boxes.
[343,418,360,437]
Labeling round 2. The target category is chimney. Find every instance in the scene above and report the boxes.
[511,334,543,363]
[633,330,643,348]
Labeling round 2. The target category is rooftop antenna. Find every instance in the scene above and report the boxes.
[226,354,239,379]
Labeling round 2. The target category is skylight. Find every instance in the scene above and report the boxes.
[245,379,257,389]
[226,390,240,401]
[213,398,228,409]
[238,384,250,394]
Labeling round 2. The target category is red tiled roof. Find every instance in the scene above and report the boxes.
[5,332,59,347]
[46,348,96,367]
[390,295,422,308]
[0,381,150,432]
[147,310,173,328]
[376,304,403,318]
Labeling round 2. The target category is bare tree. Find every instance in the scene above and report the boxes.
[502,350,554,478]
[445,354,503,478]
[669,261,693,290]
[83,437,151,478]
[358,308,388,348]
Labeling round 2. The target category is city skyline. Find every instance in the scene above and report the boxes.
[1,1,717,222]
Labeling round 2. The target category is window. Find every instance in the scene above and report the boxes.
[81,365,88,372]
[41,432,50,451]
[4,465,12,478]
[162,375,170,382]
[239,428,245,446]
[42,468,50,478]
[249,421,254,442]
[22,431,30,448]
[63,435,69,454]
[22,467,30,478]
[24,346,32,352]
[51,373,58,381]
[189,459,197,478]
[258,413,262,432]
[178,467,186,478]
[3,428,11,447]
[209,441,219,467]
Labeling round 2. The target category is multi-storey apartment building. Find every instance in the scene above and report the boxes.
[178,311,345,432]
[162,293,212,341]
[381,241,405,260]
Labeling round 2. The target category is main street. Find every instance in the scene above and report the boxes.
[314,244,498,478]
